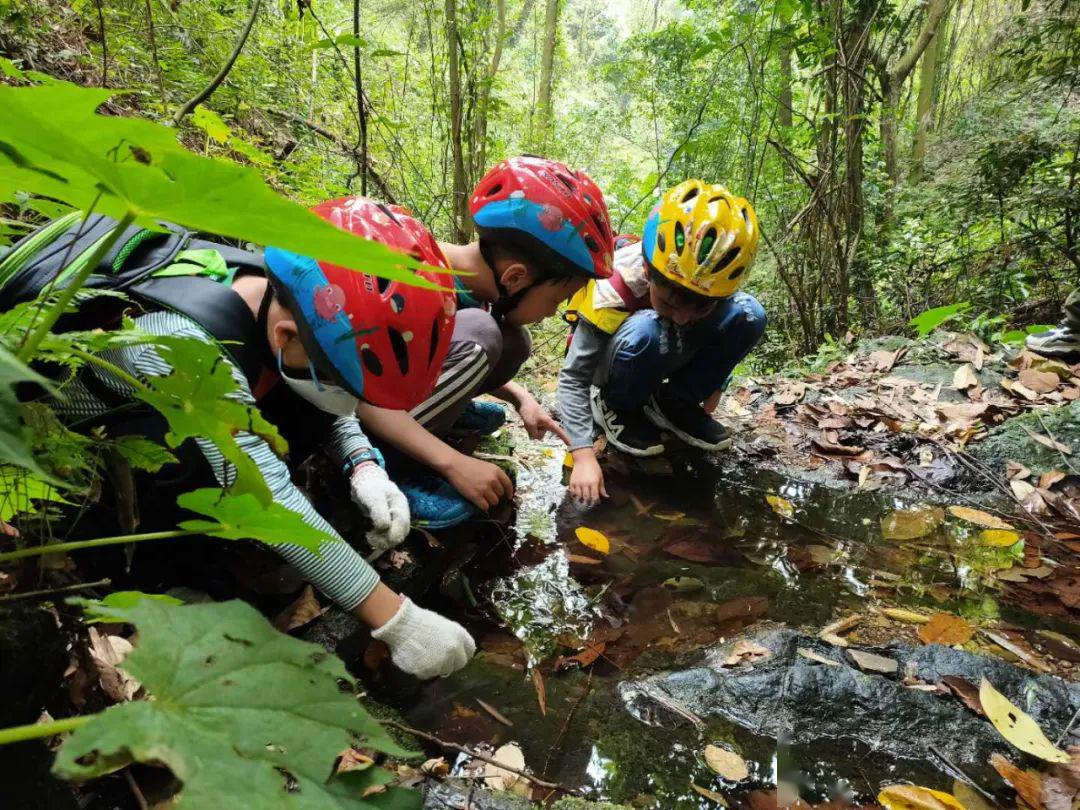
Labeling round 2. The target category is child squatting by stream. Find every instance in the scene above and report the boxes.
[557,180,768,504]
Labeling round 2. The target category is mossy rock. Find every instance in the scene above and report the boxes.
[971,400,1080,476]
[551,799,634,810]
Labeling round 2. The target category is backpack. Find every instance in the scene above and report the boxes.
[0,211,271,389]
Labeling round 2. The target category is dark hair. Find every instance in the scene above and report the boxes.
[478,231,583,282]
[646,262,714,308]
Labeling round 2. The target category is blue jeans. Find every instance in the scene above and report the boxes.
[600,291,766,410]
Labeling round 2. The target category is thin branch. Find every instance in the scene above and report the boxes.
[173,0,263,126]
[377,718,581,795]
[143,0,166,103]
[94,0,108,87]
[0,578,112,604]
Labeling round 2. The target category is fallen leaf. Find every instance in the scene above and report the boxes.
[953,364,978,390]
[820,614,862,645]
[653,510,687,521]
[1021,426,1073,455]
[1019,368,1061,393]
[420,757,450,777]
[947,505,1015,530]
[575,527,610,554]
[690,782,729,806]
[88,627,140,703]
[939,675,984,716]
[1011,479,1037,500]
[918,613,974,645]
[979,529,1022,547]
[766,494,795,518]
[722,640,771,666]
[877,784,965,810]
[990,753,1044,809]
[1039,470,1067,490]
[704,744,749,781]
[662,527,729,564]
[979,678,1069,762]
[530,667,546,717]
[881,607,931,624]
[629,494,655,516]
[271,585,326,633]
[798,647,841,666]
[482,743,526,792]
[476,698,513,727]
[846,649,899,675]
[566,553,604,565]
[881,506,945,540]
[981,630,1053,673]
[1037,630,1080,663]
[774,382,806,406]
[951,780,994,810]
[1042,774,1076,810]
[336,748,374,774]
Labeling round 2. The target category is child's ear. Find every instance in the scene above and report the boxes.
[499,261,534,293]
[271,318,300,354]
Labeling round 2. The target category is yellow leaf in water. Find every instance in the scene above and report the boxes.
[978,529,1021,547]
[881,506,945,540]
[947,506,1014,530]
[950,780,994,810]
[574,527,610,554]
[653,510,686,521]
[878,784,965,810]
[881,608,931,624]
[563,451,574,470]
[978,678,1070,763]
[766,495,794,518]
[703,744,748,781]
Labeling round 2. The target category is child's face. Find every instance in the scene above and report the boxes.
[503,277,585,326]
[649,281,717,326]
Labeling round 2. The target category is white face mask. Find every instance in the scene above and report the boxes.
[276,349,359,416]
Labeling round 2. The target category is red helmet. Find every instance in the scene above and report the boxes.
[469,156,614,279]
[264,197,456,410]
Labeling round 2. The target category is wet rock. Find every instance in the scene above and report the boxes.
[973,400,1080,476]
[620,629,1080,789]
[423,779,534,809]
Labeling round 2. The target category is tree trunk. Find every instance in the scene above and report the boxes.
[535,0,559,151]
[472,0,506,187]
[909,0,950,182]
[444,0,469,240]
[778,41,793,131]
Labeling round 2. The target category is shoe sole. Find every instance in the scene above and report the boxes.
[589,389,665,457]
[644,399,733,452]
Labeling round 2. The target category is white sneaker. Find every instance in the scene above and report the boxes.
[1026,326,1080,361]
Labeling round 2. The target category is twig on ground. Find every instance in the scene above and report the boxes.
[542,667,593,779]
[927,745,1001,807]
[377,718,580,795]
[1056,704,1080,747]
[123,768,149,810]
[0,578,112,603]
[1033,411,1080,475]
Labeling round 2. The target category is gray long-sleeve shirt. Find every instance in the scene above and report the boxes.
[54,309,380,610]
[557,319,612,451]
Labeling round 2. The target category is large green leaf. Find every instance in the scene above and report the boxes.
[0,465,72,522]
[177,488,337,554]
[909,302,970,337]
[134,337,284,504]
[0,344,53,477]
[55,596,418,809]
[0,83,438,288]
[111,436,177,473]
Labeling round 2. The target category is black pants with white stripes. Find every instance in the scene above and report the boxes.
[408,308,530,434]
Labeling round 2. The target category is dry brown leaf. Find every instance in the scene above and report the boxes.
[690,782,730,806]
[482,743,527,792]
[88,627,140,703]
[918,613,975,645]
[271,585,326,633]
[947,505,1014,530]
[1039,470,1067,490]
[990,753,1044,808]
[336,748,375,774]
[722,640,771,666]
[530,667,546,717]
[566,553,604,565]
[846,649,898,674]
[1021,426,1072,455]
[1020,368,1061,393]
[939,675,984,716]
[476,697,514,727]
[953,364,978,390]
[704,744,749,781]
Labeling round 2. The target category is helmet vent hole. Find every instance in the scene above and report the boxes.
[681,187,700,203]
[555,173,577,192]
[697,228,717,265]
[361,346,384,376]
[728,264,746,282]
[486,183,503,197]
[389,328,410,375]
[719,247,741,271]
[657,232,667,253]
[591,214,609,240]
[390,293,405,313]
[584,235,600,253]
[428,318,441,365]
[741,207,751,225]
[376,276,391,295]
[674,223,686,254]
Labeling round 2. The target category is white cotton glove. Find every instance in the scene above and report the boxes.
[371,597,476,679]
[349,463,410,560]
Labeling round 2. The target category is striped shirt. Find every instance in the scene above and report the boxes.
[53,310,380,610]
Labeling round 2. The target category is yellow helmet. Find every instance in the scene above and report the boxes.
[642,180,759,298]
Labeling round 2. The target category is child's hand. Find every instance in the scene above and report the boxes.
[568,450,607,504]
[444,453,514,511]
[517,397,570,445]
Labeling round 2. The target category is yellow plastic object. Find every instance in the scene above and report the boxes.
[645,180,759,299]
